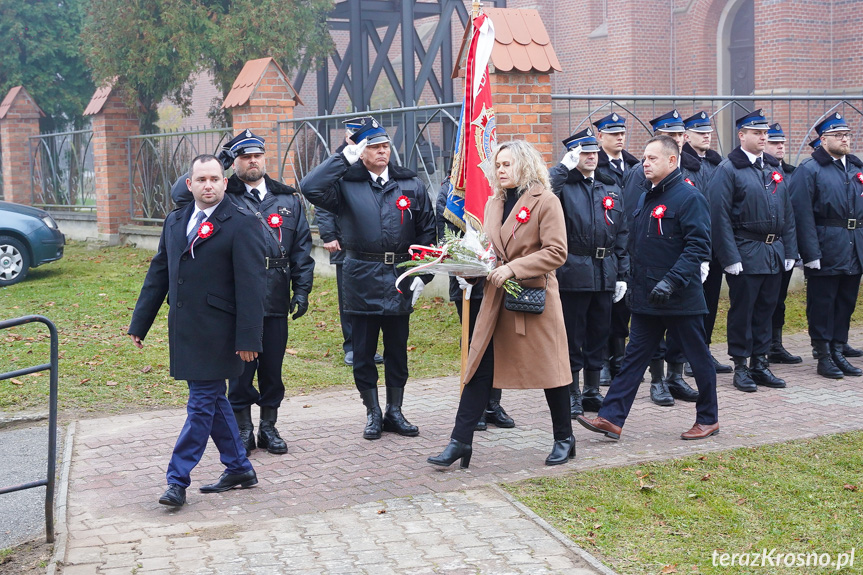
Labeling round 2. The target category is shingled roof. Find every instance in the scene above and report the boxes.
[222,57,303,109]
[453,8,561,77]
[83,83,114,116]
[0,86,45,119]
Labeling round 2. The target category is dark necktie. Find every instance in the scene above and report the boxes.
[585,177,593,186]
[376,176,384,187]
[755,158,763,170]
[836,159,846,172]
[252,187,262,202]
[613,159,623,172]
[187,211,206,245]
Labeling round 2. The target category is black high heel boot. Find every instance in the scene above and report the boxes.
[545,434,576,466]
[427,439,472,469]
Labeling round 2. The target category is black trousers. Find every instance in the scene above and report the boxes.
[228,316,287,411]
[599,313,718,428]
[725,273,781,358]
[450,340,572,445]
[806,274,862,344]
[350,313,410,392]
[771,268,794,330]
[336,264,352,353]
[610,299,630,338]
[703,257,724,344]
[561,291,612,372]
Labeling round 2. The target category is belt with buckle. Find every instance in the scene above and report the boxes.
[735,230,780,244]
[346,250,411,264]
[265,257,290,269]
[815,217,858,230]
[569,245,613,259]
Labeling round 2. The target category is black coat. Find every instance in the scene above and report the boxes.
[129,200,266,380]
[709,147,798,274]
[622,156,704,224]
[226,174,315,317]
[682,143,722,188]
[627,169,711,315]
[549,164,629,291]
[435,180,484,302]
[174,174,315,317]
[315,207,345,265]
[596,148,640,188]
[789,147,863,276]
[300,154,436,315]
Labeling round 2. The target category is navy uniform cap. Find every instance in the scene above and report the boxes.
[808,137,822,150]
[351,117,390,145]
[562,127,600,153]
[814,112,850,135]
[683,111,713,133]
[767,123,786,142]
[736,109,770,131]
[650,110,685,133]
[592,112,626,133]
[343,116,370,134]
[226,130,266,156]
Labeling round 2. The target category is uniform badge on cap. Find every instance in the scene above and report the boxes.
[836,113,842,119]
[701,112,707,119]
[245,130,251,138]
[673,111,679,118]
[372,119,379,128]
[586,128,593,136]
[612,114,619,122]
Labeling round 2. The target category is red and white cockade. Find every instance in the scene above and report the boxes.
[191,221,214,259]
[652,204,667,235]
[512,206,531,238]
[602,196,615,225]
[267,213,283,242]
[396,195,412,224]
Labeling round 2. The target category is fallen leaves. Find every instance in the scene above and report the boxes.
[844,484,858,492]
[10,378,23,385]
[660,564,677,574]
[105,380,119,386]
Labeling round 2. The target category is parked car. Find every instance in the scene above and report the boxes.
[0,201,65,286]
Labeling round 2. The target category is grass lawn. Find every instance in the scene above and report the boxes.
[0,241,459,414]
[506,432,863,574]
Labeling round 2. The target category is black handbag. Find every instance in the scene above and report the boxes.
[504,276,547,314]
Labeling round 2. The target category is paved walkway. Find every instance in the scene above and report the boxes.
[53,331,863,574]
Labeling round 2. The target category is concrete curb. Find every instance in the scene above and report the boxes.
[490,483,620,575]
[45,421,74,575]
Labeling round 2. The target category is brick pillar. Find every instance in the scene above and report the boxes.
[490,73,554,165]
[0,86,44,205]
[225,59,299,185]
[84,86,139,244]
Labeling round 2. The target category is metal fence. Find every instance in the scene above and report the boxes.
[277,103,463,207]
[550,93,863,165]
[29,129,95,210]
[128,127,233,224]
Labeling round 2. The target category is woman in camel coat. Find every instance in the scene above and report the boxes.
[428,140,574,469]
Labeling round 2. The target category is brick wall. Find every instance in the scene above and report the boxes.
[491,73,554,164]
[0,88,42,205]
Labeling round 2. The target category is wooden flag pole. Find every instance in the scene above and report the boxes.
[459,289,470,395]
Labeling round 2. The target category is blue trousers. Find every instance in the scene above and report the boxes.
[598,313,718,429]
[167,379,254,488]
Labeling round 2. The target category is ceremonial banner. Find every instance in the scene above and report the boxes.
[444,12,496,231]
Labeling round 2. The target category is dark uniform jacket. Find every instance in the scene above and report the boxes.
[300,153,436,315]
[627,169,711,315]
[174,174,315,318]
[435,180,484,302]
[316,208,345,265]
[709,147,798,274]
[596,148,640,188]
[789,146,863,276]
[129,200,266,380]
[781,160,796,176]
[549,164,629,291]
[682,143,723,188]
[622,155,704,223]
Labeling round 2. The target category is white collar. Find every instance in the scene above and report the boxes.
[741,148,763,165]
[369,167,389,184]
[244,180,267,199]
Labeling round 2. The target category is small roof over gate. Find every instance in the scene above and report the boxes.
[222,57,304,109]
[0,86,45,119]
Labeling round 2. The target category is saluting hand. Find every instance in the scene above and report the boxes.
[488,264,515,288]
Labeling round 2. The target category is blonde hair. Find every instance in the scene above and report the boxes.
[489,140,551,200]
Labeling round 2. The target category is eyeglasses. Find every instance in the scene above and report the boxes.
[826,133,853,140]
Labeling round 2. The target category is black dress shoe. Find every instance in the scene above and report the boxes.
[344,351,354,366]
[843,343,863,357]
[199,470,258,493]
[832,343,863,376]
[374,353,384,364]
[545,435,576,466]
[474,411,488,431]
[428,439,472,469]
[711,354,733,374]
[485,402,515,428]
[159,484,186,507]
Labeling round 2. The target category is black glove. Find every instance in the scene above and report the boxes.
[648,279,674,306]
[290,293,309,320]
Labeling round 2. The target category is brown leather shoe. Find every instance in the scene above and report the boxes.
[576,415,621,440]
[680,422,719,440]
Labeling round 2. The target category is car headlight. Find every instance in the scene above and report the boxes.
[41,215,58,230]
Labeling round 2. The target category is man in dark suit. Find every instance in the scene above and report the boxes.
[577,135,719,441]
[129,154,266,507]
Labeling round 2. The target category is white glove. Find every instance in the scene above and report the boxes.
[343,139,368,165]
[560,149,580,170]
[700,261,710,283]
[456,276,473,299]
[724,262,743,275]
[805,259,821,270]
[410,277,425,306]
[613,281,627,303]
[784,259,795,272]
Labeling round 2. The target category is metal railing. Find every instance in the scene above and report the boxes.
[550,93,863,165]
[29,129,95,211]
[277,103,463,207]
[128,127,233,224]
[0,315,59,544]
